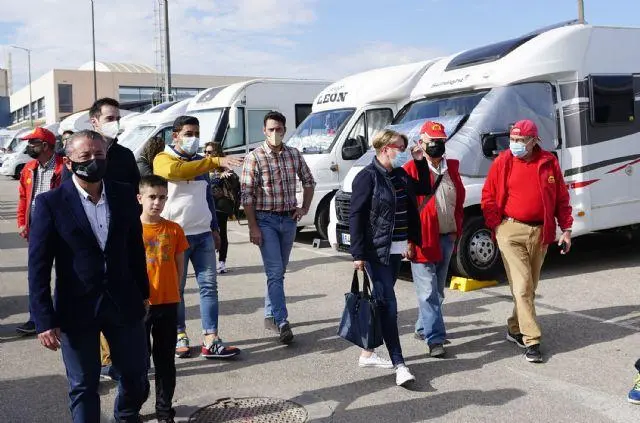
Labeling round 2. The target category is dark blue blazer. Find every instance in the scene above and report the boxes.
[28,178,150,333]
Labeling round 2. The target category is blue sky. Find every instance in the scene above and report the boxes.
[1,0,640,92]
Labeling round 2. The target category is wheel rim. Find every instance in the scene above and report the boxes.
[468,229,496,270]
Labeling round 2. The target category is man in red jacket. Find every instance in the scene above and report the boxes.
[404,121,465,358]
[481,119,573,363]
[16,127,65,335]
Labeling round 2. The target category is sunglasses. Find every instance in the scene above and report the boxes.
[386,144,406,152]
[204,150,215,155]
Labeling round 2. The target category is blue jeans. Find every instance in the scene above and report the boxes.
[412,234,455,346]
[60,298,149,423]
[177,232,218,335]
[257,212,297,326]
[365,254,405,367]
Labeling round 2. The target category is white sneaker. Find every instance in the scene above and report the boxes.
[217,261,227,274]
[395,365,416,387]
[358,353,393,369]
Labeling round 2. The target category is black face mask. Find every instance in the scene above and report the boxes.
[71,159,107,183]
[26,145,42,159]
[425,141,446,159]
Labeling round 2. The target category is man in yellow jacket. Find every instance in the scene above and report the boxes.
[154,116,242,359]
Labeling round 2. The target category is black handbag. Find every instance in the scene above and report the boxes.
[337,269,384,350]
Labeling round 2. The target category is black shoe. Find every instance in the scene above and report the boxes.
[264,317,278,333]
[16,320,36,335]
[525,344,543,363]
[506,331,526,349]
[279,323,294,344]
[413,331,425,341]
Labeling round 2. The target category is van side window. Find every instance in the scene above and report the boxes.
[342,114,367,160]
[247,109,273,146]
[223,108,246,149]
[589,75,635,125]
[295,104,313,127]
[365,109,393,140]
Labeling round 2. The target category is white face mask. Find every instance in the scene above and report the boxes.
[267,132,284,146]
[180,136,200,156]
[100,121,120,140]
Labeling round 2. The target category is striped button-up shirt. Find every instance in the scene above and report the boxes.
[241,142,315,212]
[30,156,57,213]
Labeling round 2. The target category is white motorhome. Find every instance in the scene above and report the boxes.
[118,97,195,158]
[286,61,438,239]
[58,109,136,135]
[329,21,640,280]
[186,79,330,154]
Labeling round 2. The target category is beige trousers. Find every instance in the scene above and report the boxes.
[100,332,111,366]
[496,220,548,346]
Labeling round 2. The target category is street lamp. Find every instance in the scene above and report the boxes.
[91,0,97,101]
[10,45,33,128]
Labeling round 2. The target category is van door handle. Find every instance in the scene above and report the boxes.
[330,164,339,172]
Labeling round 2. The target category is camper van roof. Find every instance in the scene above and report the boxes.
[446,20,580,71]
[312,60,439,113]
[134,97,194,126]
[187,78,330,112]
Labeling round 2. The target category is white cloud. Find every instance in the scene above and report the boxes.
[1,0,444,92]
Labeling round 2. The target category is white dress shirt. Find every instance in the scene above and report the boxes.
[72,176,110,250]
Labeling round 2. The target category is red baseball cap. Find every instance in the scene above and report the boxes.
[419,120,447,139]
[21,127,57,145]
[510,119,538,138]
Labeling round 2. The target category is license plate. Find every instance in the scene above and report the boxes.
[341,233,351,245]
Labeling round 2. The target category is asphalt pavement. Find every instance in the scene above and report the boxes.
[0,176,639,423]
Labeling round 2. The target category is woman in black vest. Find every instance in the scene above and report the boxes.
[349,129,423,387]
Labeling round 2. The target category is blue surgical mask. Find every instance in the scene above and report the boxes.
[180,136,200,156]
[391,150,409,168]
[509,142,527,158]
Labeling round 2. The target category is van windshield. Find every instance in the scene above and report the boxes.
[119,125,157,151]
[287,109,354,153]
[395,91,488,124]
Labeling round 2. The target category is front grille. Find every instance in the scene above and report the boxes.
[334,190,351,224]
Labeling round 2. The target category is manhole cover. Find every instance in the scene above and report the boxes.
[189,397,308,422]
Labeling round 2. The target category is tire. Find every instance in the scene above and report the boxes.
[453,215,501,280]
[13,164,25,180]
[315,203,330,240]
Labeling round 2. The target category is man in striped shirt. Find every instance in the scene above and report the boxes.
[241,111,315,344]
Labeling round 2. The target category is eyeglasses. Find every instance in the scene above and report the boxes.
[386,144,406,153]
[509,137,532,145]
[204,150,214,155]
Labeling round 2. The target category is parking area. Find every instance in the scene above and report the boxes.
[0,175,639,422]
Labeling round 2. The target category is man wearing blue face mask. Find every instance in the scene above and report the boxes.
[154,115,243,360]
[481,119,572,364]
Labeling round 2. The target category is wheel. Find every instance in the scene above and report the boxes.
[13,164,25,180]
[315,203,330,240]
[453,215,501,280]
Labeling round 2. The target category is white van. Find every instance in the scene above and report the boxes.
[186,79,330,154]
[329,21,640,280]
[287,61,438,238]
[58,109,136,135]
[118,97,195,158]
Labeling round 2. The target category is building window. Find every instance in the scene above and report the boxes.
[589,75,635,125]
[37,98,45,119]
[17,108,23,121]
[58,84,73,113]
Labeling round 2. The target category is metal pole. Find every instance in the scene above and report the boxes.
[27,48,32,128]
[163,0,172,101]
[577,0,585,24]
[91,0,97,101]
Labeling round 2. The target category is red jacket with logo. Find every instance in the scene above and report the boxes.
[481,147,573,245]
[403,158,466,263]
[17,155,65,236]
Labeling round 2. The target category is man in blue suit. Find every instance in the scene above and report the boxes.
[29,130,150,423]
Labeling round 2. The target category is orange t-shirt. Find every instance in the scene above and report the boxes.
[142,219,190,305]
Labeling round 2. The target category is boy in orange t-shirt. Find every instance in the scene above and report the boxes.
[138,175,189,423]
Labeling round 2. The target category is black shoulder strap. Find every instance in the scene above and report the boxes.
[417,173,444,214]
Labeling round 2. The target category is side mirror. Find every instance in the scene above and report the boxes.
[342,135,366,160]
[228,107,239,129]
[481,131,509,158]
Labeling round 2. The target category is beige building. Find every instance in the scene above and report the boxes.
[9,61,255,129]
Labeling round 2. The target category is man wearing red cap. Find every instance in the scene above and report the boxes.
[15,126,65,335]
[404,121,465,358]
[481,119,572,363]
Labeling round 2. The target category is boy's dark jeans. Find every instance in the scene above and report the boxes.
[145,303,178,420]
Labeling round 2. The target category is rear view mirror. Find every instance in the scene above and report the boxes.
[342,135,366,160]
[481,131,510,158]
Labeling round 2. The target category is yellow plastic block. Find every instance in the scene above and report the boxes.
[449,276,498,292]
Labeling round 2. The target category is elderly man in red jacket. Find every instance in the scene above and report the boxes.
[404,121,465,358]
[16,126,65,335]
[481,119,573,363]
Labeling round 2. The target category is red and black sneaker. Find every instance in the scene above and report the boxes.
[201,338,241,359]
